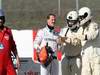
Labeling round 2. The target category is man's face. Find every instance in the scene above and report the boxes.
[47,15,56,27]
[0,19,4,27]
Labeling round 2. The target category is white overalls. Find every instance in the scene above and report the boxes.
[79,22,100,75]
[59,26,82,75]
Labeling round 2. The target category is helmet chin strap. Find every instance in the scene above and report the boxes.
[71,26,79,32]
[69,22,80,32]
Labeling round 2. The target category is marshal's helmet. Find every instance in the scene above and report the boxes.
[66,11,79,30]
[79,7,92,26]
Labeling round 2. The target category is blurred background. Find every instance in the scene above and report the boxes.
[2,0,100,75]
[2,0,100,29]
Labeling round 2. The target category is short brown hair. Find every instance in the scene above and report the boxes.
[47,13,56,19]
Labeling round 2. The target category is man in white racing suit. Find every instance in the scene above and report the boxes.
[78,7,100,75]
[58,11,82,75]
[33,14,59,75]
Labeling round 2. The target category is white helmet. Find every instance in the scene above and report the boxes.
[79,7,92,26]
[66,11,79,30]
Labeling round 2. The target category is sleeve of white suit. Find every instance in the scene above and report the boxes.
[85,22,99,41]
[33,29,43,50]
[59,28,66,37]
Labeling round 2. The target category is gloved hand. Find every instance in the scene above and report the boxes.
[71,38,81,46]
[33,48,40,63]
[56,36,68,46]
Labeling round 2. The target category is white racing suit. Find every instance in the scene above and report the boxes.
[59,26,82,75]
[78,22,100,75]
[33,26,59,75]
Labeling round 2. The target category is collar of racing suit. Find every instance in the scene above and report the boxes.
[47,24,54,32]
